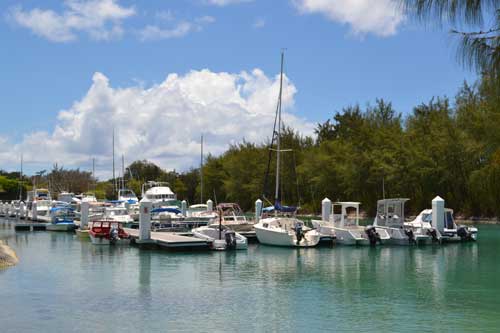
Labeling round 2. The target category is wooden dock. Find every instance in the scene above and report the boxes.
[125,228,210,250]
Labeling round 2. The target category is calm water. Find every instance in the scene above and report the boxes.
[1,218,499,332]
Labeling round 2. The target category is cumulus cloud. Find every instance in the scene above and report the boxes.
[138,15,215,41]
[292,0,404,37]
[7,69,313,178]
[8,0,135,42]
[253,17,265,29]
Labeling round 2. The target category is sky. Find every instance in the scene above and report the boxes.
[0,0,477,178]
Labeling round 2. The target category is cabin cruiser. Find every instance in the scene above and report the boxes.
[192,224,248,250]
[46,206,77,231]
[212,203,254,232]
[407,208,477,242]
[312,202,390,245]
[118,188,138,203]
[140,181,178,208]
[373,198,432,245]
[26,189,53,222]
[89,220,130,245]
[103,206,134,224]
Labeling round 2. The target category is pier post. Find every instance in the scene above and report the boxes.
[19,202,25,220]
[322,198,331,222]
[207,199,213,211]
[255,199,263,222]
[31,201,37,222]
[432,196,445,233]
[139,200,152,242]
[181,200,187,217]
[81,202,90,229]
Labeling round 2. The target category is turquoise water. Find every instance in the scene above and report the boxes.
[1,219,499,332]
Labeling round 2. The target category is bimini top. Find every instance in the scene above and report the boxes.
[334,202,361,207]
[50,206,74,212]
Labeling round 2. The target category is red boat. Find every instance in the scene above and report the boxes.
[89,220,130,245]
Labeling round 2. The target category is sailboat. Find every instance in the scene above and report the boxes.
[254,51,320,247]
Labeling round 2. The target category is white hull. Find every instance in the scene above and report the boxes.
[255,218,320,247]
[89,234,130,245]
[376,226,432,245]
[192,226,248,250]
[312,220,390,246]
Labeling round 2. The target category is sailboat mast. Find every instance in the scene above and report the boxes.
[200,134,204,204]
[274,51,285,205]
[112,129,116,195]
[19,154,23,201]
[92,158,96,192]
[122,154,125,190]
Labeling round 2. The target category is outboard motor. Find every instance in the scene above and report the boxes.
[457,226,472,241]
[224,231,237,249]
[404,228,416,245]
[427,228,439,243]
[294,222,304,245]
[109,227,119,244]
[365,226,380,246]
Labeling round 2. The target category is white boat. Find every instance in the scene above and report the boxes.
[373,198,432,245]
[118,188,138,203]
[192,225,248,250]
[141,181,177,207]
[187,204,217,219]
[46,206,77,231]
[103,206,134,224]
[406,208,477,242]
[254,51,319,248]
[26,188,53,221]
[312,202,390,245]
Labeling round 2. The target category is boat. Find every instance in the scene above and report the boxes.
[89,220,130,245]
[192,224,248,250]
[212,203,254,232]
[373,198,432,245]
[253,51,320,248]
[46,206,78,231]
[140,181,178,207]
[118,188,138,203]
[312,202,390,245]
[187,204,217,219]
[26,188,53,221]
[103,206,134,224]
[406,207,477,242]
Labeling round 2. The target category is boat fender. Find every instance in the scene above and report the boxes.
[457,226,472,241]
[404,229,416,245]
[427,228,439,242]
[365,226,379,246]
[224,231,237,249]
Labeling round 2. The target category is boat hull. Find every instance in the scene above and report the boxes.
[255,225,320,247]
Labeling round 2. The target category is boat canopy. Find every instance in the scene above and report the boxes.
[151,207,182,214]
[274,201,297,213]
[50,206,74,212]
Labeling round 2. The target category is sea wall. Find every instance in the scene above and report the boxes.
[0,240,18,268]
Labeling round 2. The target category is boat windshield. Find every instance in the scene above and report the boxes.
[422,213,432,223]
[445,211,455,229]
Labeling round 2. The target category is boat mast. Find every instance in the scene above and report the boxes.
[112,128,116,196]
[92,158,96,193]
[18,153,23,201]
[121,154,125,190]
[200,134,204,204]
[274,50,284,206]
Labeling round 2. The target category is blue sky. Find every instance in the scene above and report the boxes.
[0,0,477,176]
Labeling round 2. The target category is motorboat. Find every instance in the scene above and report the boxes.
[140,181,178,208]
[103,206,134,224]
[212,203,254,232]
[26,188,53,221]
[406,208,477,242]
[373,198,431,245]
[89,220,130,245]
[46,206,78,231]
[187,204,217,219]
[192,224,248,250]
[118,188,139,203]
[312,202,390,245]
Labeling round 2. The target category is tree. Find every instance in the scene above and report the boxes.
[401,0,500,80]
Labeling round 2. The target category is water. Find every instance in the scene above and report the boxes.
[1,219,499,332]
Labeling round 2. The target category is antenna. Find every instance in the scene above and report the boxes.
[200,134,204,204]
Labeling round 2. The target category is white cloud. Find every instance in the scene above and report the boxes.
[253,17,265,28]
[9,0,135,42]
[6,69,313,178]
[204,0,253,6]
[138,15,215,41]
[292,0,404,37]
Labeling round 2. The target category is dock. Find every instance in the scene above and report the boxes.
[125,228,210,250]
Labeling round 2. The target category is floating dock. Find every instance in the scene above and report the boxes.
[125,228,210,250]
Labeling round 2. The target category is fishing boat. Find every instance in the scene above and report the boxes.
[406,207,477,242]
[89,220,130,245]
[46,206,78,231]
[373,198,432,245]
[254,51,320,248]
[192,218,248,251]
[312,202,390,245]
[212,203,254,232]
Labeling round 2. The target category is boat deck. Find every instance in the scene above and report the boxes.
[124,228,210,250]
